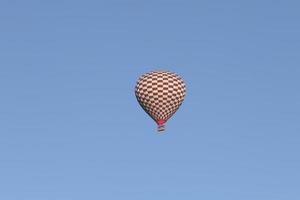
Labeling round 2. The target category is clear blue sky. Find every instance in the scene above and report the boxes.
[0,0,299,199]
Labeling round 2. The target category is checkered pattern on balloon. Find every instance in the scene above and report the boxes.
[135,71,186,132]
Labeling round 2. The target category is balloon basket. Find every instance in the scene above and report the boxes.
[157,125,165,132]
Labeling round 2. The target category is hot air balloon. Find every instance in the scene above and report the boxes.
[135,70,186,132]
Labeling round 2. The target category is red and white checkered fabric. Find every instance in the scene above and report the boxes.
[135,71,186,124]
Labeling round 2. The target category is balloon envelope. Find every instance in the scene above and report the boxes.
[135,70,186,131]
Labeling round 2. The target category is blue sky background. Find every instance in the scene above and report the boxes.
[0,0,300,199]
